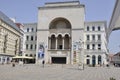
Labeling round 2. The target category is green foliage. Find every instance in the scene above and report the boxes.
[110,77,116,80]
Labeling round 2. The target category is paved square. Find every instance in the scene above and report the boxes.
[0,64,119,80]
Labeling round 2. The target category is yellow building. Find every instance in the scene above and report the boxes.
[0,11,21,64]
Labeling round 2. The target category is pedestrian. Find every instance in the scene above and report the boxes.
[12,60,15,67]
[42,60,45,68]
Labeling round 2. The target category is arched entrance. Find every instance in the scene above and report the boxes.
[51,35,56,49]
[98,55,102,65]
[86,55,90,65]
[92,55,96,66]
[48,17,72,64]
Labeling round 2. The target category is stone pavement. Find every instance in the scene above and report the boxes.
[0,64,119,80]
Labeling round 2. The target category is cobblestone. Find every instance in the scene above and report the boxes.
[0,64,119,80]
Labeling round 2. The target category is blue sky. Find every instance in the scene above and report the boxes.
[0,0,119,53]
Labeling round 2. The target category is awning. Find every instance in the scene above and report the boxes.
[12,56,34,59]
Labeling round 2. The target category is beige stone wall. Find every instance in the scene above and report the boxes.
[0,19,21,56]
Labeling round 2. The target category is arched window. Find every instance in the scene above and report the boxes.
[98,55,102,64]
[51,35,56,49]
[92,55,96,66]
[30,54,33,57]
[31,36,33,41]
[64,34,70,49]
[57,35,62,49]
[25,54,28,56]
[86,55,90,57]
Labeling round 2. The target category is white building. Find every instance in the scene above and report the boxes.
[23,23,37,59]
[36,0,108,65]
[84,21,108,66]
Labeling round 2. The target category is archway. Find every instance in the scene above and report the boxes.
[48,17,72,64]
[57,34,62,49]
[98,55,102,65]
[51,35,56,49]
[92,55,96,66]
[64,34,70,49]
[49,17,71,29]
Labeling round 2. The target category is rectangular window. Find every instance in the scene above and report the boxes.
[26,36,29,41]
[98,26,101,31]
[30,44,33,50]
[92,26,95,31]
[98,35,101,40]
[31,36,33,41]
[31,28,34,32]
[92,35,95,40]
[86,35,90,40]
[98,44,101,50]
[87,26,89,31]
[26,44,28,50]
[35,36,37,41]
[27,28,29,32]
[92,44,95,50]
[87,44,90,50]
[35,44,36,50]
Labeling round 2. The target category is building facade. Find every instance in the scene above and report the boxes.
[36,1,108,65]
[23,23,37,58]
[108,0,120,38]
[0,11,21,64]
[16,23,25,56]
[37,1,85,64]
[84,21,108,66]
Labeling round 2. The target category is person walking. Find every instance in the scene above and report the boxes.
[42,60,45,68]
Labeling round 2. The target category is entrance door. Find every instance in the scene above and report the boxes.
[92,55,96,66]
[52,57,66,64]
[86,59,90,65]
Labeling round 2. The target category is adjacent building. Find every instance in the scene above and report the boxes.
[108,0,120,38]
[15,23,25,56]
[113,52,120,66]
[84,21,108,66]
[23,23,37,58]
[0,11,21,64]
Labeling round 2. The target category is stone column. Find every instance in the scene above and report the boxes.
[48,37,51,49]
[69,37,71,49]
[56,37,57,49]
[62,37,64,50]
